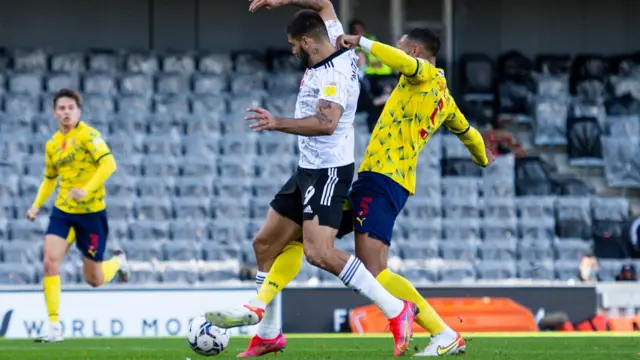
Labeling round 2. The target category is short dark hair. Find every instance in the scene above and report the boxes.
[406,28,441,57]
[349,19,365,33]
[286,10,329,41]
[53,88,82,108]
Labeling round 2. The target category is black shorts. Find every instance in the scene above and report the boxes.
[270,163,355,231]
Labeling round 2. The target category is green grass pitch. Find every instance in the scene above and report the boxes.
[1,333,638,359]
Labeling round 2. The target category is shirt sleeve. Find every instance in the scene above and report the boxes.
[444,98,471,135]
[325,20,345,46]
[43,142,58,179]
[82,128,112,163]
[317,70,350,109]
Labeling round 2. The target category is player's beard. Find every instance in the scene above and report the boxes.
[298,48,311,68]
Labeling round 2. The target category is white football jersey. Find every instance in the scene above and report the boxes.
[295,20,360,169]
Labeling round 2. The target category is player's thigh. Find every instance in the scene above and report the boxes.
[44,208,75,266]
[72,210,109,263]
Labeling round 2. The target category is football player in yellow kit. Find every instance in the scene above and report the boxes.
[26,89,130,343]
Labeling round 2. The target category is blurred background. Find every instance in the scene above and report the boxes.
[0,0,639,338]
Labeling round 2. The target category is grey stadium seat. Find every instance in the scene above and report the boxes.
[105,173,136,197]
[134,197,173,220]
[192,95,227,118]
[193,74,228,95]
[84,73,118,95]
[209,219,246,243]
[518,260,555,280]
[228,93,267,116]
[440,239,479,262]
[590,197,629,222]
[0,219,9,241]
[22,157,45,177]
[182,133,221,157]
[401,217,443,241]
[0,174,20,198]
[143,134,182,156]
[0,263,36,285]
[107,197,135,220]
[218,157,254,179]
[603,136,640,187]
[162,262,199,285]
[175,177,214,198]
[107,134,144,157]
[555,197,592,239]
[5,94,40,117]
[231,73,266,94]
[13,49,48,72]
[46,73,80,94]
[481,218,518,240]
[129,262,160,284]
[84,94,116,118]
[109,114,147,135]
[478,238,517,261]
[267,72,302,95]
[129,220,170,241]
[9,219,45,242]
[256,133,296,155]
[483,197,517,219]
[200,261,241,283]
[180,157,217,177]
[2,242,41,264]
[51,52,85,72]
[153,94,189,117]
[215,197,250,220]
[402,260,440,283]
[120,73,154,97]
[164,240,202,261]
[442,135,469,159]
[476,260,516,280]
[202,243,242,261]
[215,179,252,200]
[399,240,439,260]
[183,114,222,134]
[607,115,640,137]
[442,196,479,219]
[117,95,152,116]
[403,195,442,219]
[441,177,479,199]
[554,260,580,281]
[220,134,258,156]
[146,113,180,134]
[108,220,130,241]
[142,155,179,177]
[254,156,296,180]
[173,197,212,220]
[554,238,593,261]
[482,175,516,198]
[169,220,209,241]
[19,175,41,199]
[199,53,233,75]
[441,261,476,283]
[534,99,569,146]
[518,238,554,261]
[442,218,480,240]
[162,53,196,74]
[517,196,556,219]
[156,72,189,95]
[122,241,164,261]
[126,53,159,74]
[0,113,32,134]
[518,217,555,240]
[137,177,174,198]
[265,94,298,117]
[8,73,42,96]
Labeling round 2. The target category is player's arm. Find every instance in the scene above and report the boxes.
[357,37,434,83]
[274,99,343,136]
[251,0,338,21]
[81,130,117,193]
[32,146,58,209]
[445,98,490,167]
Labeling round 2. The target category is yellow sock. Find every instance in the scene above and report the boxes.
[43,275,61,323]
[101,257,121,283]
[256,242,304,305]
[376,268,446,334]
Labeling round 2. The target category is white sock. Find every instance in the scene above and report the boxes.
[338,255,404,319]
[254,271,281,340]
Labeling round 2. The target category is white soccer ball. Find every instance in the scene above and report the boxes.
[187,315,230,356]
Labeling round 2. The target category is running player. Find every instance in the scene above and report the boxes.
[206,0,416,357]
[26,89,130,343]
[335,30,494,356]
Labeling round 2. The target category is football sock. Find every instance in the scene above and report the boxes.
[101,257,121,283]
[376,268,446,334]
[255,272,281,340]
[43,275,61,323]
[255,242,303,306]
[339,256,404,319]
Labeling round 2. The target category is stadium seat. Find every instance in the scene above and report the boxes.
[554,239,593,260]
[129,221,170,241]
[117,95,152,116]
[567,117,604,167]
[403,259,440,283]
[483,197,517,219]
[607,115,640,137]
[8,73,43,97]
[162,262,199,284]
[442,135,470,159]
[173,197,212,220]
[134,197,173,220]
[478,238,517,261]
[590,197,629,222]
[137,177,174,198]
[122,241,164,261]
[202,242,242,262]
[536,74,569,99]
[441,177,479,199]
[46,73,80,94]
[146,114,180,135]
[9,219,45,242]
[399,240,439,260]
[518,217,555,240]
[533,99,569,146]
[106,173,137,198]
[441,260,476,282]
[200,260,241,283]
[129,262,160,284]
[554,259,580,281]
[476,260,517,280]
[209,219,246,244]
[517,260,555,280]
[1,241,40,264]
[164,241,201,261]
[403,195,442,219]
[13,49,48,72]
[459,53,494,94]
[248,197,269,219]
[142,155,179,177]
[108,220,130,241]
[440,239,479,262]
[481,218,518,240]
[442,196,479,219]
[517,196,556,219]
[4,94,40,117]
[399,216,442,241]
[170,220,209,241]
[518,238,554,261]
[442,218,480,240]
[603,136,640,187]
[19,176,40,199]
[0,263,36,284]
[555,197,592,240]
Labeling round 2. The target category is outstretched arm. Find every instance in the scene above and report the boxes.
[357,37,433,83]
[250,0,338,21]
[445,100,491,167]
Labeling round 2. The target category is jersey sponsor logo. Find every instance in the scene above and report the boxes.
[356,217,366,226]
[323,82,338,97]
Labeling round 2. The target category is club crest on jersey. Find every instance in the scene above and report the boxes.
[323,82,337,97]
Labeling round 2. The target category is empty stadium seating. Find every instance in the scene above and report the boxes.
[0,49,637,285]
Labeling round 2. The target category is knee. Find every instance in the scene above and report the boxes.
[84,273,103,288]
[303,245,329,269]
[42,253,60,276]
[252,234,271,258]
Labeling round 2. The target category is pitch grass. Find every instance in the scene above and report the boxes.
[1,333,639,360]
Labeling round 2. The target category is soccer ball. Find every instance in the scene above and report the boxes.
[187,315,230,356]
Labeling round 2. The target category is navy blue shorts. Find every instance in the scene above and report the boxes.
[46,207,109,261]
[347,172,409,245]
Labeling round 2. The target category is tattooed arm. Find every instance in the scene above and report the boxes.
[250,0,338,21]
[274,99,344,136]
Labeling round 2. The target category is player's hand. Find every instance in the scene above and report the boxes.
[66,188,88,202]
[337,35,361,49]
[245,107,278,132]
[26,207,40,221]
[249,0,283,12]
[474,147,495,168]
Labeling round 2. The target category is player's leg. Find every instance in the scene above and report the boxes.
[37,208,75,343]
[300,166,416,356]
[75,210,129,287]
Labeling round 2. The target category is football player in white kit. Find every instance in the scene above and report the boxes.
[206,0,417,357]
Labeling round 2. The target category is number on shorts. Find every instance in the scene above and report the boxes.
[304,186,315,205]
